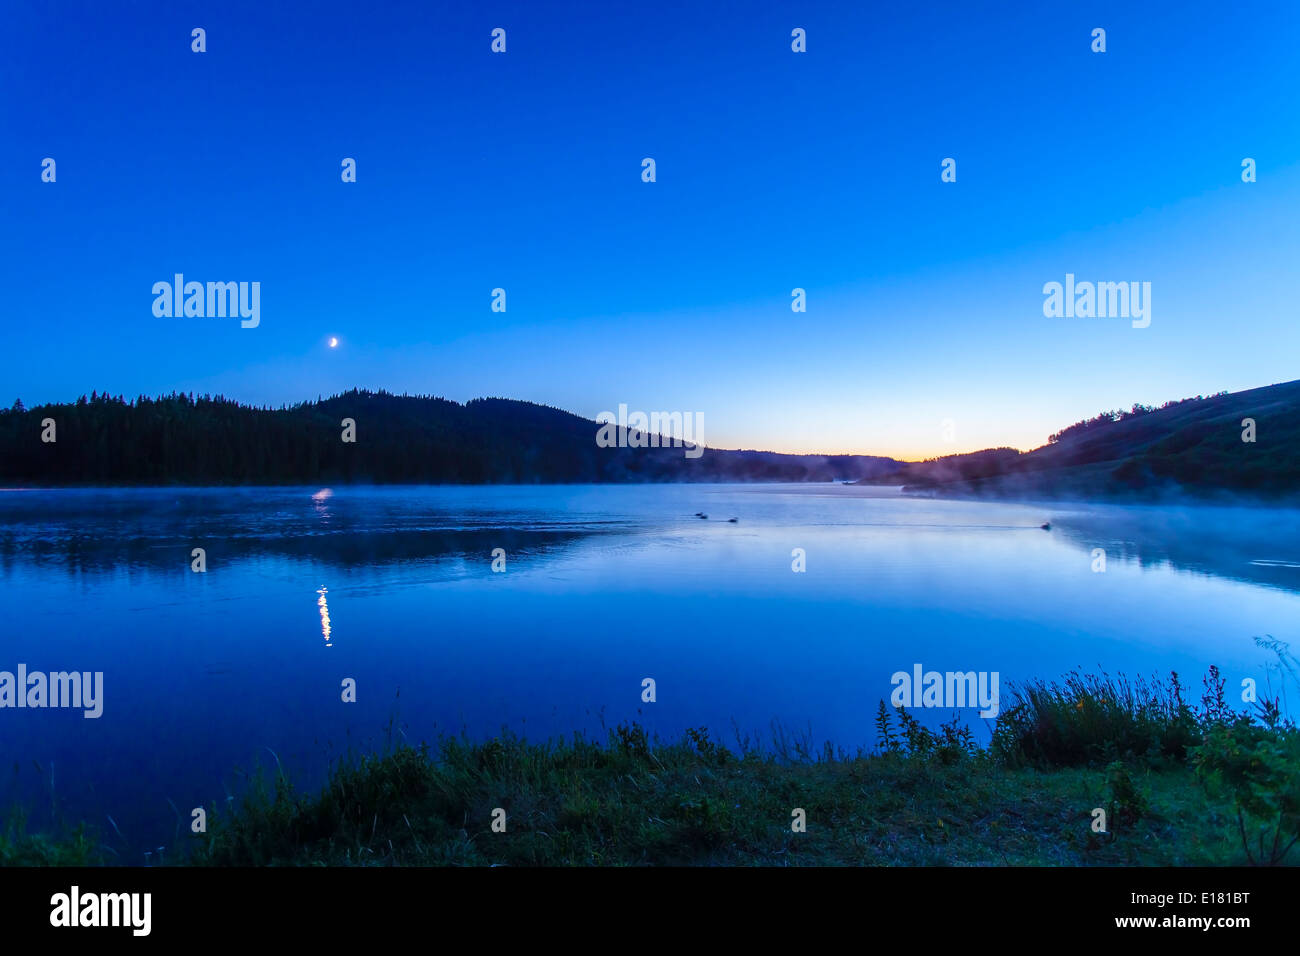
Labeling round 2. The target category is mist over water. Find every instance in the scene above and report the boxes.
[2,484,1296,858]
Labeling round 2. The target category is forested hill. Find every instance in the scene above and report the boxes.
[0,390,900,485]
[857,379,1300,501]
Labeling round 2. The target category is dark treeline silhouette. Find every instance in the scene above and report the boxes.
[0,389,900,485]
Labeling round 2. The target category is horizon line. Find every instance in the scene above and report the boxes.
[12,377,1287,465]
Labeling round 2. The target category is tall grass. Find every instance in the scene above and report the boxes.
[991,669,1202,768]
[5,646,1298,867]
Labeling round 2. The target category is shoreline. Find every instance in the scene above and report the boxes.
[7,666,1296,868]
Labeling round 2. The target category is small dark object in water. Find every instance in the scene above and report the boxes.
[1041,522,1051,530]
[697,513,708,520]
[727,517,738,523]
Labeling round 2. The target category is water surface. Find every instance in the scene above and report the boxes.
[2,484,1296,859]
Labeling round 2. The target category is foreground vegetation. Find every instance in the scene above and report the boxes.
[5,653,1298,866]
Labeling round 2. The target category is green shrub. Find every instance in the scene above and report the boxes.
[1105,760,1149,829]
[1190,717,1300,865]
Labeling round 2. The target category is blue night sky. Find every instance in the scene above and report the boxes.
[3,0,1298,459]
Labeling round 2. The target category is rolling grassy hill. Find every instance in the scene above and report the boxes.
[860,379,1300,501]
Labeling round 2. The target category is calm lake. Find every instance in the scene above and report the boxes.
[2,484,1298,859]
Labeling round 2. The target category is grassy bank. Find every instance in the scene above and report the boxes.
[5,658,1298,867]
